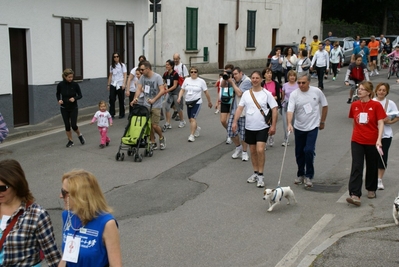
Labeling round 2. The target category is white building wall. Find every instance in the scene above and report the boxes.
[0,0,149,88]
[150,0,322,70]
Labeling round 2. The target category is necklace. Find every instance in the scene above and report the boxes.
[64,211,82,232]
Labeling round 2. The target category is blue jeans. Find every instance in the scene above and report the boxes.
[294,127,319,179]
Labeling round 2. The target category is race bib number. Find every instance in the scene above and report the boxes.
[62,235,81,263]
[144,85,150,94]
[359,112,368,124]
[303,103,312,114]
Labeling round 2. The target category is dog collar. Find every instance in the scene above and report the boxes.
[272,187,284,202]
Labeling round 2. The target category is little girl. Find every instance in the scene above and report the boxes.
[91,101,113,148]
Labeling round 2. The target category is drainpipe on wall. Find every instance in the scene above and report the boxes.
[236,0,239,30]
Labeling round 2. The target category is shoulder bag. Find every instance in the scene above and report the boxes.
[249,89,272,126]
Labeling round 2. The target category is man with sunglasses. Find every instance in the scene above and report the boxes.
[132,61,166,150]
[287,73,328,188]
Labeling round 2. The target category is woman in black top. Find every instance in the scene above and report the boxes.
[56,69,85,148]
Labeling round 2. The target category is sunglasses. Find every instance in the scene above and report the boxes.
[0,185,9,192]
[113,56,119,58]
[190,71,198,73]
[61,188,69,198]
[297,81,307,85]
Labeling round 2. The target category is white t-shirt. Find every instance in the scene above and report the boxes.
[287,86,328,131]
[92,110,112,127]
[239,89,278,131]
[129,67,138,92]
[109,63,127,89]
[174,63,189,77]
[182,77,208,104]
[373,98,398,138]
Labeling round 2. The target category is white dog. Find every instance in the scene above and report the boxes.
[263,186,297,212]
[393,194,399,225]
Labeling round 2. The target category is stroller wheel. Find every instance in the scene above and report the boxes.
[127,148,133,156]
[121,153,125,161]
[148,150,153,157]
[137,154,143,162]
[115,152,121,161]
[144,149,148,157]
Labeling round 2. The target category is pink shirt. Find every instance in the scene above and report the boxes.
[263,81,276,96]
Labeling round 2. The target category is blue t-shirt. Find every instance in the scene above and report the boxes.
[353,46,370,65]
[61,211,116,267]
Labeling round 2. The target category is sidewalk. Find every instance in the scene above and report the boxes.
[4,67,399,267]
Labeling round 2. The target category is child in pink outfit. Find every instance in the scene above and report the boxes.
[91,101,113,148]
[387,45,399,65]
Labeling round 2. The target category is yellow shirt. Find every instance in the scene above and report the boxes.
[310,41,320,56]
[299,43,306,51]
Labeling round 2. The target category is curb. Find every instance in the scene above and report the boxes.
[297,223,395,267]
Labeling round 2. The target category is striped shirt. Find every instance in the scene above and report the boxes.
[2,202,61,266]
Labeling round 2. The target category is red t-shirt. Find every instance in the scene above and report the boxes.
[349,100,386,144]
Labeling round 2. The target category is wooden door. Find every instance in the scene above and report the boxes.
[9,28,29,126]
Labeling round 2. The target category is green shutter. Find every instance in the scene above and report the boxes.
[247,11,256,48]
[186,8,198,50]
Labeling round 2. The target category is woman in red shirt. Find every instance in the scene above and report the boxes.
[347,81,386,206]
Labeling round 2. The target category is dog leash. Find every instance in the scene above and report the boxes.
[277,131,291,187]
[376,145,386,169]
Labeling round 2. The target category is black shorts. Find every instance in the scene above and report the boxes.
[370,56,377,62]
[245,128,269,145]
[220,103,231,113]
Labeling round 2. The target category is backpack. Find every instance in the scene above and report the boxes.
[177,64,185,86]
[220,85,234,104]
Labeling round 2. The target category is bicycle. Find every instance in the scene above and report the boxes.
[380,53,390,69]
[387,57,399,79]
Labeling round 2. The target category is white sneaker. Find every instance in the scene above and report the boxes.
[377,178,384,190]
[247,173,258,183]
[370,72,374,77]
[257,176,265,188]
[304,177,313,188]
[226,137,232,144]
[241,151,249,161]
[188,134,195,142]
[179,120,186,128]
[194,126,201,137]
[375,70,379,75]
[232,146,242,159]
[294,176,304,185]
[281,142,290,147]
[268,135,274,147]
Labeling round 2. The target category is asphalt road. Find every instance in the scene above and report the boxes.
[1,67,399,267]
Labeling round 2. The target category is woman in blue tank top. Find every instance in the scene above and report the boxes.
[59,170,122,267]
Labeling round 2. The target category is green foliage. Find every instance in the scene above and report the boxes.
[323,18,348,25]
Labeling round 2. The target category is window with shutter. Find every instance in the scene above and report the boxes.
[61,19,83,80]
[186,8,198,51]
[247,11,256,48]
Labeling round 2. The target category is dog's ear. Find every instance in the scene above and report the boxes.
[272,189,275,192]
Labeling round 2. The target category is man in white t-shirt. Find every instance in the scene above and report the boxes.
[287,73,328,188]
[173,53,189,120]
